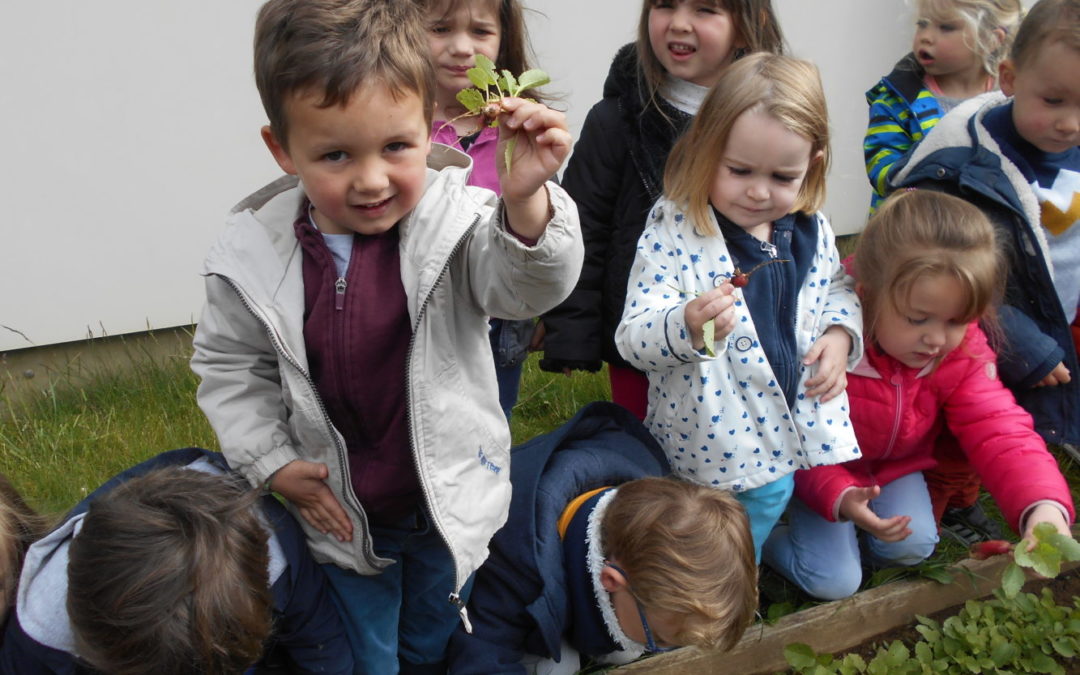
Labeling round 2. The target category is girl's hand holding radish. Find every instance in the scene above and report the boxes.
[839,485,913,542]
[1022,503,1072,549]
[804,325,852,402]
[685,282,738,353]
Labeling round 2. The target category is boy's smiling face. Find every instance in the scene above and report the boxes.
[263,84,432,235]
[1000,41,1080,154]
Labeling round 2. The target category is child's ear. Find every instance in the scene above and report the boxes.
[811,149,825,165]
[262,125,298,176]
[998,59,1017,97]
[600,563,629,593]
[992,27,1007,50]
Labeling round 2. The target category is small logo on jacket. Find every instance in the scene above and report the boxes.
[477,447,502,475]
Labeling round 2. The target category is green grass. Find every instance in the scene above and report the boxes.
[0,347,607,517]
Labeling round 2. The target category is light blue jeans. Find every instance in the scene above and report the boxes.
[321,508,473,674]
[762,471,940,600]
[735,473,796,563]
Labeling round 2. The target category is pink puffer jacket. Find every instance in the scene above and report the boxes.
[795,323,1074,532]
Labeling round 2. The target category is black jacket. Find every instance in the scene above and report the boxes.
[541,44,692,372]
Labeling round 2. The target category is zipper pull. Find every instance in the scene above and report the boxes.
[449,592,473,633]
[334,277,347,311]
[760,240,778,258]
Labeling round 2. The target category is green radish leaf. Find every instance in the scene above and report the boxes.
[504,136,516,176]
[516,68,550,92]
[472,54,499,87]
[702,318,715,357]
[1048,532,1080,561]
[1001,562,1025,598]
[456,88,486,114]
[500,70,519,97]
[783,643,818,668]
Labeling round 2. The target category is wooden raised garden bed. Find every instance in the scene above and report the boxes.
[612,555,1080,674]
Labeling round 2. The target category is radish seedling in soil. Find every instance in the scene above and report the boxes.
[446,54,550,176]
[668,258,789,356]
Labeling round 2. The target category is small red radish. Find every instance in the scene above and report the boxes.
[726,259,790,289]
[970,540,1013,559]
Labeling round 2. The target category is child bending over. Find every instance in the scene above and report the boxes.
[447,402,756,674]
[763,190,1074,601]
[0,448,352,674]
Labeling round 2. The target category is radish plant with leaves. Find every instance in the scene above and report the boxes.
[450,54,550,175]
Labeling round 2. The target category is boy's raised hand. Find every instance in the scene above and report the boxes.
[496,98,571,240]
[685,283,738,352]
[839,485,913,542]
[270,459,353,542]
[804,325,851,401]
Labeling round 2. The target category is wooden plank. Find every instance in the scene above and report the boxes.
[614,556,1079,674]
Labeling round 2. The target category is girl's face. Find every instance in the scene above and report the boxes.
[648,0,739,88]
[709,108,813,240]
[874,273,970,369]
[912,13,981,79]
[426,0,501,106]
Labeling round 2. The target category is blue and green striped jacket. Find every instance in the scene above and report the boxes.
[864,53,943,212]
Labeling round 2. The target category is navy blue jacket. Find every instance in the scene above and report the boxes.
[446,402,670,673]
[0,448,353,674]
[541,44,693,373]
[893,94,1080,445]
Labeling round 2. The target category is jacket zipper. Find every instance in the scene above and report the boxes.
[335,277,347,310]
[217,275,381,570]
[883,370,904,461]
[405,213,481,626]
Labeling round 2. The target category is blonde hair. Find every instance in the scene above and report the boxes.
[915,0,1025,77]
[635,0,785,115]
[1010,0,1080,68]
[0,474,49,623]
[602,477,757,652]
[664,53,830,237]
[854,190,1004,348]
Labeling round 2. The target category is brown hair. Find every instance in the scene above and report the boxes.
[67,467,272,675]
[636,0,785,115]
[254,0,437,147]
[0,474,49,623]
[602,477,757,652]
[915,0,1025,77]
[664,53,830,236]
[417,0,546,102]
[854,190,1004,348]
[1009,0,1080,68]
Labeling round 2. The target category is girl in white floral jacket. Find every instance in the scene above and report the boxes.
[616,54,864,559]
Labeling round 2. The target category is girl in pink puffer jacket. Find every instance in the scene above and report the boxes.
[762,190,1075,600]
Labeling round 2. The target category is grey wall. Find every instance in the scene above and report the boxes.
[0,1,917,351]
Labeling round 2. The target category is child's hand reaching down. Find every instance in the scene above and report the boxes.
[1022,503,1072,549]
[685,283,738,352]
[839,485,913,542]
[804,325,851,401]
[270,460,354,542]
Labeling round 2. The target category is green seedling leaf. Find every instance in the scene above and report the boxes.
[468,54,499,89]
[702,318,716,357]
[500,69,519,97]
[456,88,485,114]
[783,643,819,668]
[1016,535,1063,578]
[516,68,550,91]
[1001,561,1025,598]
[503,136,516,177]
